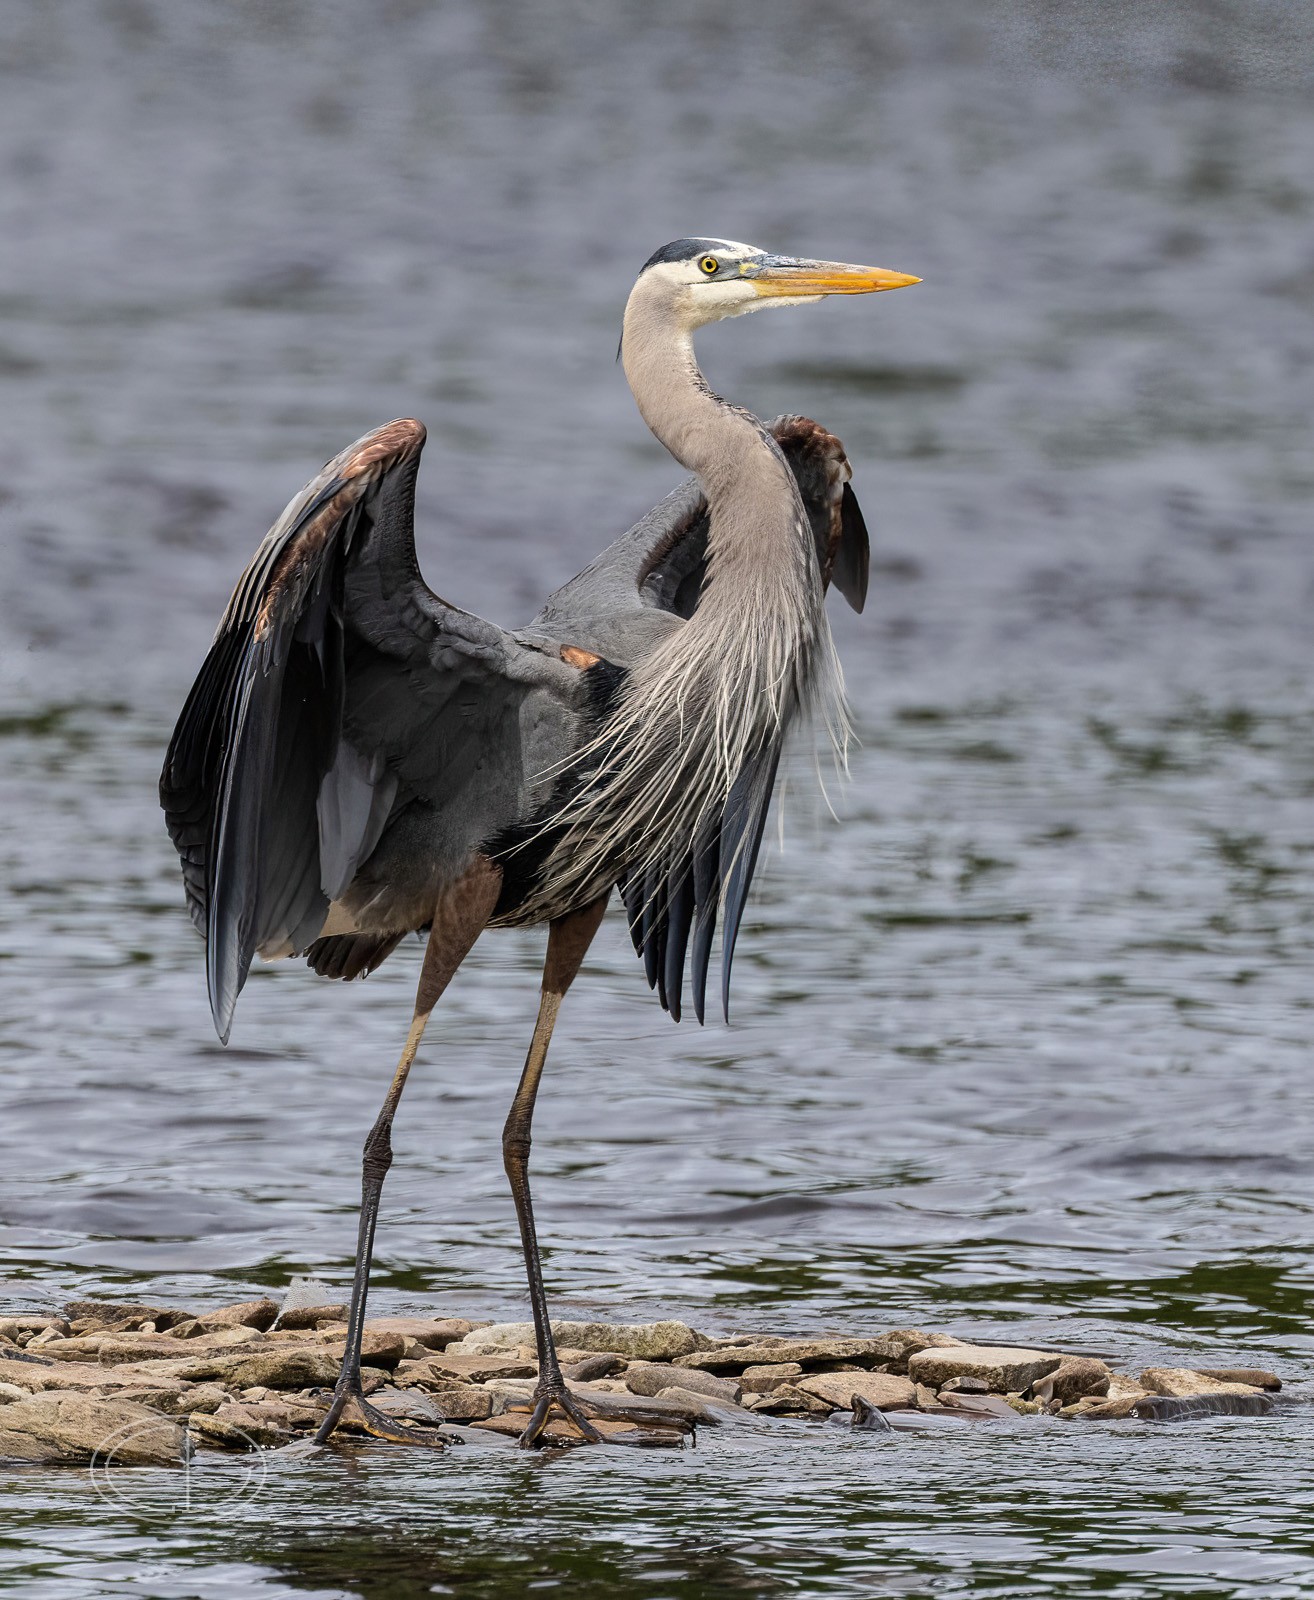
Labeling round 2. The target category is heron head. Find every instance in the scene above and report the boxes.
[634,237,920,330]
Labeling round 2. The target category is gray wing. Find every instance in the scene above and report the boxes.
[531,414,870,1025]
[160,419,546,1042]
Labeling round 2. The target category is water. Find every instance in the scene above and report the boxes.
[1,2,1313,1594]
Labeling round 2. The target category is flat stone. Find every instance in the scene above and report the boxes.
[624,1363,741,1405]
[0,1316,70,1341]
[939,1375,989,1394]
[63,1301,190,1333]
[169,1298,280,1337]
[739,1363,803,1395]
[1031,1358,1111,1404]
[0,1393,185,1464]
[906,1344,1062,1394]
[795,1371,917,1411]
[1193,1367,1281,1391]
[1132,1392,1273,1422]
[456,1320,709,1362]
[39,1329,259,1365]
[426,1351,538,1384]
[744,1384,834,1415]
[1106,1372,1149,1400]
[675,1337,908,1373]
[320,1328,404,1369]
[1139,1368,1264,1400]
[362,1317,478,1351]
[275,1303,348,1330]
[200,1346,340,1390]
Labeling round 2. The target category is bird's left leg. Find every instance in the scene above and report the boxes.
[314,857,502,1448]
[503,895,609,1448]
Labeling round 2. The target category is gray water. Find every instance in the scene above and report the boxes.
[1,2,1313,1595]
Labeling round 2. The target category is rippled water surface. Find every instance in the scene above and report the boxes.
[1,2,1313,1595]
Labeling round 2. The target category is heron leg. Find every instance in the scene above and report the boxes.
[503,895,610,1448]
[313,858,501,1449]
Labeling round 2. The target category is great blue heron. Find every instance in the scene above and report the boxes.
[160,238,918,1448]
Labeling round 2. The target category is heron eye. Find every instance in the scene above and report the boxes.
[699,256,719,275]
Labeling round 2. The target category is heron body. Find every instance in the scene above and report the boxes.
[161,238,917,1447]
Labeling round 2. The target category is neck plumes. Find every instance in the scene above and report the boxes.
[618,287,842,766]
[525,288,847,918]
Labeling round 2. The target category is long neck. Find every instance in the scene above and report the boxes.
[621,290,800,534]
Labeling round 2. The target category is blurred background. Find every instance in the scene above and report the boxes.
[1,2,1312,1596]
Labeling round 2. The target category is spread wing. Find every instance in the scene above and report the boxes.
[160,419,546,1042]
[533,415,869,1023]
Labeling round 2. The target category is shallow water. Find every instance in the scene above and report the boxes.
[1,2,1313,1595]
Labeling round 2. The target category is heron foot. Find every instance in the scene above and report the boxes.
[516,1381,603,1449]
[313,1382,447,1449]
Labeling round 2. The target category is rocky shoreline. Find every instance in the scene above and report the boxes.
[0,1298,1287,1463]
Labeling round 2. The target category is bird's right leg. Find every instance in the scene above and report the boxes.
[313,858,501,1448]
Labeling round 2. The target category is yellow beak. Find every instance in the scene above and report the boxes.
[748,257,921,297]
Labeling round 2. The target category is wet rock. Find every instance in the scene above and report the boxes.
[472,1408,660,1446]
[1139,1368,1264,1399]
[937,1391,1018,1419]
[1002,1395,1044,1415]
[675,1336,909,1373]
[744,1384,833,1416]
[1031,1358,1111,1404]
[906,1344,1062,1394]
[427,1385,494,1422]
[795,1371,917,1411]
[850,1395,893,1431]
[485,1379,707,1429]
[564,1353,625,1383]
[202,1401,292,1447]
[939,1375,989,1394]
[1063,1392,1147,1419]
[1193,1367,1281,1391]
[456,1320,709,1362]
[1132,1392,1273,1422]
[739,1362,803,1395]
[0,1394,185,1464]
[624,1363,741,1404]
